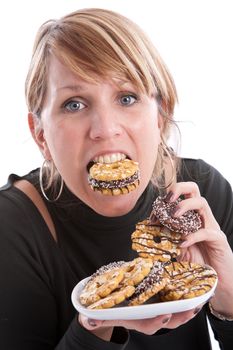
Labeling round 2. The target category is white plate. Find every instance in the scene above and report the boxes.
[71,277,217,320]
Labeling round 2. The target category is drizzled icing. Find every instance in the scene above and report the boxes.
[132,219,182,260]
[160,262,217,300]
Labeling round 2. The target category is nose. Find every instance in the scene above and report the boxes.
[89,108,122,140]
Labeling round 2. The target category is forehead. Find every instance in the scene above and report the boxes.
[47,55,135,93]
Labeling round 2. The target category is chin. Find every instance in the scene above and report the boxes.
[89,189,141,217]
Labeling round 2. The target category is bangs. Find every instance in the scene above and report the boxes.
[49,14,157,95]
[26,8,177,117]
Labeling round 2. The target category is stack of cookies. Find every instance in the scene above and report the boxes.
[131,196,217,304]
[79,257,158,309]
[79,195,217,309]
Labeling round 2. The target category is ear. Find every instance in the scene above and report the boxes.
[28,112,52,160]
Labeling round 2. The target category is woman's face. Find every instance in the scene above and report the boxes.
[36,55,162,216]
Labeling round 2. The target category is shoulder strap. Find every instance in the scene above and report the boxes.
[14,180,57,242]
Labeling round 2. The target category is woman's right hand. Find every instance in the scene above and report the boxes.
[78,305,202,341]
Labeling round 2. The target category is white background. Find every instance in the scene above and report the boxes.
[0,0,232,189]
[1,0,232,347]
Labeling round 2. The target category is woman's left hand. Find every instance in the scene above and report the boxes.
[167,181,233,318]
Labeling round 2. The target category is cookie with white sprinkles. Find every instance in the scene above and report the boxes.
[79,257,153,308]
[128,261,168,306]
[88,159,140,195]
[152,196,202,234]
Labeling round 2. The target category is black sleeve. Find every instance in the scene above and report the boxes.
[0,190,129,350]
[0,192,57,349]
[180,158,233,349]
[56,319,129,350]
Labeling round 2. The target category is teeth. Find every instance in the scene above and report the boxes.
[93,153,126,164]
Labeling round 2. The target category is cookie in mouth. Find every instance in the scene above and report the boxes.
[88,158,140,195]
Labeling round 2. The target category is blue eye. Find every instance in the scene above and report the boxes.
[120,94,137,106]
[64,100,85,112]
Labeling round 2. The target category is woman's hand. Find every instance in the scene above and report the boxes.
[167,181,233,318]
[78,306,202,340]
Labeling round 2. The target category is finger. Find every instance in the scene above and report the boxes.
[79,314,104,330]
[179,228,224,248]
[168,182,200,201]
[165,304,204,329]
[102,314,172,335]
[79,313,172,335]
[171,196,219,229]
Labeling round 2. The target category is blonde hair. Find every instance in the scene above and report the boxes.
[25,8,179,190]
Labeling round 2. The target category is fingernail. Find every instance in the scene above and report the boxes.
[162,316,171,324]
[88,318,97,327]
[164,191,174,202]
[194,307,201,315]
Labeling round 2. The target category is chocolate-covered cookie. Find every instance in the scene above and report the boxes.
[79,257,153,309]
[151,196,202,234]
[129,261,168,305]
[88,159,140,195]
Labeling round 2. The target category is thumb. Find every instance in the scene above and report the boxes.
[78,314,115,341]
[78,314,104,330]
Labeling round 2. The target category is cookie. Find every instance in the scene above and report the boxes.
[131,219,182,262]
[88,159,140,195]
[89,261,126,281]
[88,285,135,309]
[160,261,217,301]
[151,196,202,234]
[79,257,153,307]
[79,267,125,306]
[121,257,153,286]
[128,261,168,306]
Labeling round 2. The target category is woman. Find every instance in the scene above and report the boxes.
[0,8,232,350]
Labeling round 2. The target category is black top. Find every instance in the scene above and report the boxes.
[0,158,233,350]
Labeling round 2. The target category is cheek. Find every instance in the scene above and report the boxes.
[146,130,160,167]
[44,124,78,169]
[141,116,161,153]
[138,118,161,180]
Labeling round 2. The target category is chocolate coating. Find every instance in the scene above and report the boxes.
[132,261,164,297]
[88,171,139,189]
[152,196,202,234]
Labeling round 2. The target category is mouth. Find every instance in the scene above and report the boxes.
[87,153,129,172]
[87,153,140,195]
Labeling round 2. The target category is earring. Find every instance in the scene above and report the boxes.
[39,159,64,202]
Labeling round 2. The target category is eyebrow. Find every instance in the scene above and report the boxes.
[56,85,86,92]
